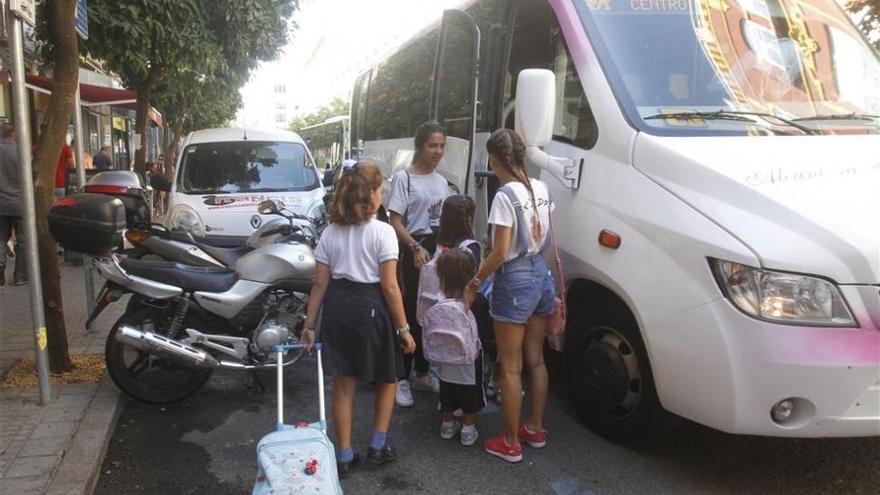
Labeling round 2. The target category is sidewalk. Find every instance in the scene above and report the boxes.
[1,262,126,495]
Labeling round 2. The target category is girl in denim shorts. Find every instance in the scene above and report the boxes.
[465,129,555,463]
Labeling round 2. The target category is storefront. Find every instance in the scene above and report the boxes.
[22,73,163,170]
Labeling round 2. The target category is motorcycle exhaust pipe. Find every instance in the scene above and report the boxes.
[116,325,220,369]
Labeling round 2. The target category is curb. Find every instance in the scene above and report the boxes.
[45,376,122,495]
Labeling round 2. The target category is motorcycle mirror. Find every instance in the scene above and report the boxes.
[258,199,282,215]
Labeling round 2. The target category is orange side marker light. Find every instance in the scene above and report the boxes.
[598,229,621,249]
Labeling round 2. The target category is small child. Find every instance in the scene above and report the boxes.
[430,249,485,446]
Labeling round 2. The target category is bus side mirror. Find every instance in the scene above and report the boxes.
[515,69,555,148]
[516,69,584,190]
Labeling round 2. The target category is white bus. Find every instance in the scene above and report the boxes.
[351,0,880,441]
[299,115,350,171]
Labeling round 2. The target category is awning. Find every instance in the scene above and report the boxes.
[23,74,163,127]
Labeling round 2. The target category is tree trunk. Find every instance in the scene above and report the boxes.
[162,125,173,176]
[33,0,79,373]
[133,85,151,178]
[133,68,162,178]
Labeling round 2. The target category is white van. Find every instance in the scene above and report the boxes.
[351,0,880,441]
[166,128,325,247]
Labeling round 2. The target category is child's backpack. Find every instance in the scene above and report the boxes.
[422,299,480,365]
[416,239,479,326]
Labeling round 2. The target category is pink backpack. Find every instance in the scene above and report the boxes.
[422,299,480,365]
[416,239,479,326]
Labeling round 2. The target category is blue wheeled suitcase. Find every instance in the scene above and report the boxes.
[253,344,343,495]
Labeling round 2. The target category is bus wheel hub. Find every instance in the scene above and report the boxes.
[582,329,642,413]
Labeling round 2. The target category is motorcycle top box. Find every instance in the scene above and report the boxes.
[48,193,126,257]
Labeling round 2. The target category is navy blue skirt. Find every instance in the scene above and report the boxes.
[320,278,405,384]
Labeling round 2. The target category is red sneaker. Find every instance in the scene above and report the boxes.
[518,424,547,448]
[483,434,523,463]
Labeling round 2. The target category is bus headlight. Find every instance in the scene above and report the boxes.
[710,259,856,327]
[168,205,206,238]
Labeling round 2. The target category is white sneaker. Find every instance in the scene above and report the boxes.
[440,421,462,440]
[396,379,414,407]
[486,380,498,400]
[460,426,479,446]
[411,373,440,393]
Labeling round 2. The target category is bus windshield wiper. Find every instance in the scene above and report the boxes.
[791,113,880,123]
[644,109,817,135]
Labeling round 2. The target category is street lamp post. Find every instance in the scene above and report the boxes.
[6,2,53,405]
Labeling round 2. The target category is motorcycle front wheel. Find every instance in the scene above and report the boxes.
[105,306,213,404]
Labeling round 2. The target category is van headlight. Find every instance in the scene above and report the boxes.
[710,259,856,327]
[168,205,206,237]
[307,199,326,222]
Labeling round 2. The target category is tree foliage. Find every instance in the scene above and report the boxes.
[849,0,880,51]
[154,0,296,168]
[81,0,296,173]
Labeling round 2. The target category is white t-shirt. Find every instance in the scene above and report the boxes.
[314,218,399,284]
[487,179,554,262]
[387,169,449,235]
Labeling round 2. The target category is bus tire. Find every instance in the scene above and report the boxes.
[563,300,680,443]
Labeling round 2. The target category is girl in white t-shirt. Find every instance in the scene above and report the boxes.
[302,161,416,477]
[465,129,555,464]
[387,121,450,407]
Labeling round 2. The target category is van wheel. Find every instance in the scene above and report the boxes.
[563,301,679,443]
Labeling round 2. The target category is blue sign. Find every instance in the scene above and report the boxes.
[74,0,88,39]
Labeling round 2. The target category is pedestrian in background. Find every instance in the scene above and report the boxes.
[47,126,74,200]
[148,162,171,214]
[0,123,27,286]
[466,129,555,463]
[388,121,449,407]
[93,145,112,171]
[301,160,416,478]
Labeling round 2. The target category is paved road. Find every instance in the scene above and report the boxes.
[95,356,879,495]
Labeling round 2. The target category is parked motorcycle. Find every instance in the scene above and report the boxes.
[48,195,318,403]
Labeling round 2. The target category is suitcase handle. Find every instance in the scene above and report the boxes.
[274,343,325,431]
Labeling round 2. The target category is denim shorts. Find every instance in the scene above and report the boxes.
[490,255,556,325]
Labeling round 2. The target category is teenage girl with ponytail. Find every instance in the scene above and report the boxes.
[302,160,416,477]
[465,129,556,463]
[387,121,450,407]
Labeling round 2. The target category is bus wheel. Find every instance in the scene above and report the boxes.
[564,301,680,443]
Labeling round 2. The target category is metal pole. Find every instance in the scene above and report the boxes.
[72,79,97,331]
[7,10,53,405]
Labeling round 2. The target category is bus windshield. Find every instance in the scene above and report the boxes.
[574,0,880,135]
[178,141,319,195]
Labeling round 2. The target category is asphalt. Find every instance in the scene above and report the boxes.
[3,263,880,495]
[94,357,880,495]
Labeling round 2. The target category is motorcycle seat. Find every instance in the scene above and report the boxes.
[196,243,252,267]
[119,257,238,293]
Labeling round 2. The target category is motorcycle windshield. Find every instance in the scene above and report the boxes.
[178,141,320,194]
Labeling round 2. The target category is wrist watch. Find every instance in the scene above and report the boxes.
[396,324,411,336]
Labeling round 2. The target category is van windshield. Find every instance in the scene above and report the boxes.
[574,0,880,135]
[178,141,319,194]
